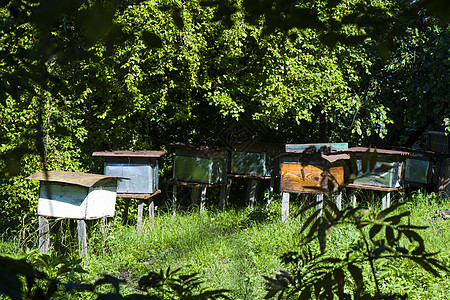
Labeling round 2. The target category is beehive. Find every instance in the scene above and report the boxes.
[279,143,348,193]
[92,150,166,194]
[172,143,228,184]
[26,171,122,220]
[229,143,283,178]
[280,155,346,193]
[346,147,409,188]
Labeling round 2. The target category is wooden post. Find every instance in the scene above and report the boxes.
[351,190,357,207]
[172,184,177,215]
[219,179,232,211]
[246,179,259,208]
[100,217,108,236]
[77,219,88,260]
[38,216,50,253]
[200,186,207,213]
[149,200,155,228]
[382,192,391,210]
[316,194,323,218]
[335,191,342,211]
[137,199,144,233]
[122,198,131,225]
[267,176,275,206]
[281,192,289,222]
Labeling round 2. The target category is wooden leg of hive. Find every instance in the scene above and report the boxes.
[38,216,50,253]
[200,186,207,213]
[77,219,88,260]
[247,179,259,209]
[382,192,391,209]
[335,191,342,211]
[149,200,155,228]
[172,185,177,215]
[316,194,324,218]
[351,190,357,207]
[137,199,144,233]
[191,187,200,204]
[268,176,275,206]
[219,179,232,211]
[281,192,289,222]
[122,198,130,225]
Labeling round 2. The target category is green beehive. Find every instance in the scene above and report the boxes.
[229,144,284,178]
[354,161,402,188]
[347,147,409,188]
[172,144,228,184]
[231,151,269,177]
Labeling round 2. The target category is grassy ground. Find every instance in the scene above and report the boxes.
[1,191,450,299]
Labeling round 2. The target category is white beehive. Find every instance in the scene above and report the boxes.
[27,171,123,220]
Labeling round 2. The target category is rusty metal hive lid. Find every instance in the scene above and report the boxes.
[26,170,124,188]
[92,150,167,158]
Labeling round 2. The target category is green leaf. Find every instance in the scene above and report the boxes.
[376,202,406,220]
[172,8,184,30]
[385,226,395,245]
[410,258,441,278]
[299,210,322,235]
[347,264,363,294]
[361,148,371,173]
[369,224,383,240]
[373,164,394,173]
[384,211,410,225]
[0,267,23,300]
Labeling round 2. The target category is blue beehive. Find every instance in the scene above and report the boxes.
[92,151,166,194]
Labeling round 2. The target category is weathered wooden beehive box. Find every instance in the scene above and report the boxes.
[279,143,348,193]
[172,143,228,184]
[92,150,166,195]
[346,147,409,188]
[26,171,122,220]
[229,143,284,177]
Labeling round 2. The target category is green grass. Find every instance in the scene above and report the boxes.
[1,191,450,299]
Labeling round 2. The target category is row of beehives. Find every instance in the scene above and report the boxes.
[169,142,447,192]
[25,142,448,257]
[27,143,449,221]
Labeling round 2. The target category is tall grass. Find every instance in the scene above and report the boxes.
[1,191,449,299]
